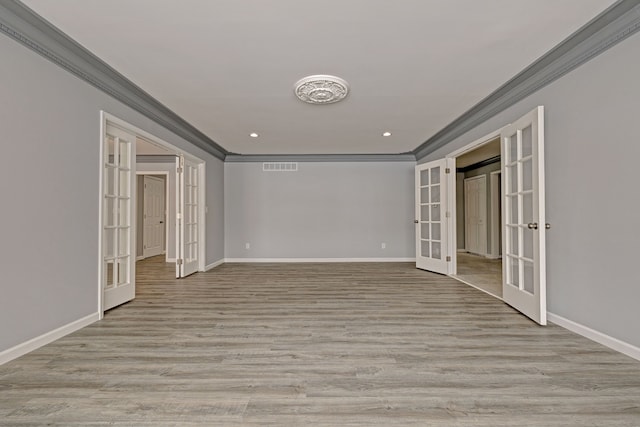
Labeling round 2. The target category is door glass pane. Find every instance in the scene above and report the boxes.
[522,159,533,191]
[104,260,115,288]
[430,167,440,185]
[506,165,516,194]
[118,228,129,256]
[420,205,429,222]
[119,140,130,168]
[431,204,440,221]
[509,133,518,163]
[523,261,534,293]
[420,187,429,204]
[421,240,430,257]
[118,199,130,226]
[421,223,429,239]
[509,257,520,287]
[523,193,533,224]
[509,195,518,224]
[522,125,532,157]
[430,185,440,203]
[104,197,115,227]
[523,228,533,260]
[104,228,115,258]
[420,170,429,186]
[431,223,441,241]
[431,242,441,259]
[117,257,129,285]
[509,226,519,256]
[119,170,130,197]
[105,136,116,165]
[105,167,116,196]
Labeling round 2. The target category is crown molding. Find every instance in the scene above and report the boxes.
[413,0,640,160]
[0,0,228,160]
[224,153,416,163]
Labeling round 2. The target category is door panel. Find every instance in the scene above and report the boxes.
[501,106,546,325]
[102,124,136,311]
[415,159,449,274]
[464,176,487,255]
[177,156,200,278]
[143,176,165,258]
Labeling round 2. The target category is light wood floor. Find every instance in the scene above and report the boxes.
[455,252,503,298]
[1,257,640,426]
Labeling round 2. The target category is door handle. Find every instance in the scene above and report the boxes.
[545,223,551,230]
[527,222,538,230]
[414,220,419,223]
[160,221,164,224]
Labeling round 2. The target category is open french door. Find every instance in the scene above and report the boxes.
[501,106,547,325]
[176,155,200,278]
[102,124,136,311]
[415,159,450,274]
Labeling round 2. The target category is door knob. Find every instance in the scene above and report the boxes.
[527,222,538,230]
[545,223,551,229]
[414,220,419,224]
[160,221,164,224]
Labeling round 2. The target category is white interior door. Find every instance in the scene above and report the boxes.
[102,125,136,311]
[464,175,487,255]
[501,106,547,325]
[143,176,165,258]
[176,156,200,278]
[415,159,449,274]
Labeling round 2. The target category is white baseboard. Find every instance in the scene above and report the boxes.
[224,257,416,263]
[205,259,225,271]
[136,255,145,261]
[548,312,640,362]
[166,257,176,263]
[0,312,99,365]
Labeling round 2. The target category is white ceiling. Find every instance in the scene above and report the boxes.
[23,0,614,155]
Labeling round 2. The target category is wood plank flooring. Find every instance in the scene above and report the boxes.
[455,252,503,297]
[1,257,640,426]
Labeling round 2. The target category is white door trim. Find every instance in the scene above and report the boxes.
[136,171,170,262]
[99,111,206,318]
[489,171,502,259]
[445,127,506,276]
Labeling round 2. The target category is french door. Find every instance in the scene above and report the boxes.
[102,124,136,311]
[501,106,547,325]
[176,155,200,278]
[415,159,449,274]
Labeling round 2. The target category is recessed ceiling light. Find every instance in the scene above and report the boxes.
[249,132,259,138]
[382,131,392,137]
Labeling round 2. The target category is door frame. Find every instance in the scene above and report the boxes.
[136,171,170,261]
[445,127,505,277]
[98,111,207,318]
[489,170,502,259]
[463,175,487,256]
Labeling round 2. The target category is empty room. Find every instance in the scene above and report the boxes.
[1,0,640,425]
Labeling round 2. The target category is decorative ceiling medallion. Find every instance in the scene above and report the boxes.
[294,75,349,105]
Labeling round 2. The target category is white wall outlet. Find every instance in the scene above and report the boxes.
[381,242,386,249]
[245,243,250,249]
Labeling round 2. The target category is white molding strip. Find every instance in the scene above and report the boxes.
[205,259,225,271]
[548,312,640,362]
[0,312,99,365]
[224,257,415,263]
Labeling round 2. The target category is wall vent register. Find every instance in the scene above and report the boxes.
[263,162,298,172]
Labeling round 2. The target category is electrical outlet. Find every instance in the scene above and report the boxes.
[381,243,386,249]
[245,243,250,249]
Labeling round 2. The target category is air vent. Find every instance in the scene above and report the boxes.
[262,162,298,172]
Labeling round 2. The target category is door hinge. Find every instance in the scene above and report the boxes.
[177,259,183,265]
[445,168,451,174]
[177,167,183,173]
[446,256,451,262]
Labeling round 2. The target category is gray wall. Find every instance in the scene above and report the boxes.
[420,32,640,347]
[0,34,224,352]
[225,162,415,259]
[136,163,177,260]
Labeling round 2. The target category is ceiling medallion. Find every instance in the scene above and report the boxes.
[294,75,349,105]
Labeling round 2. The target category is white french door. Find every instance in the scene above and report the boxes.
[501,106,547,325]
[415,159,449,274]
[176,155,200,278]
[102,124,136,311]
[143,175,165,258]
